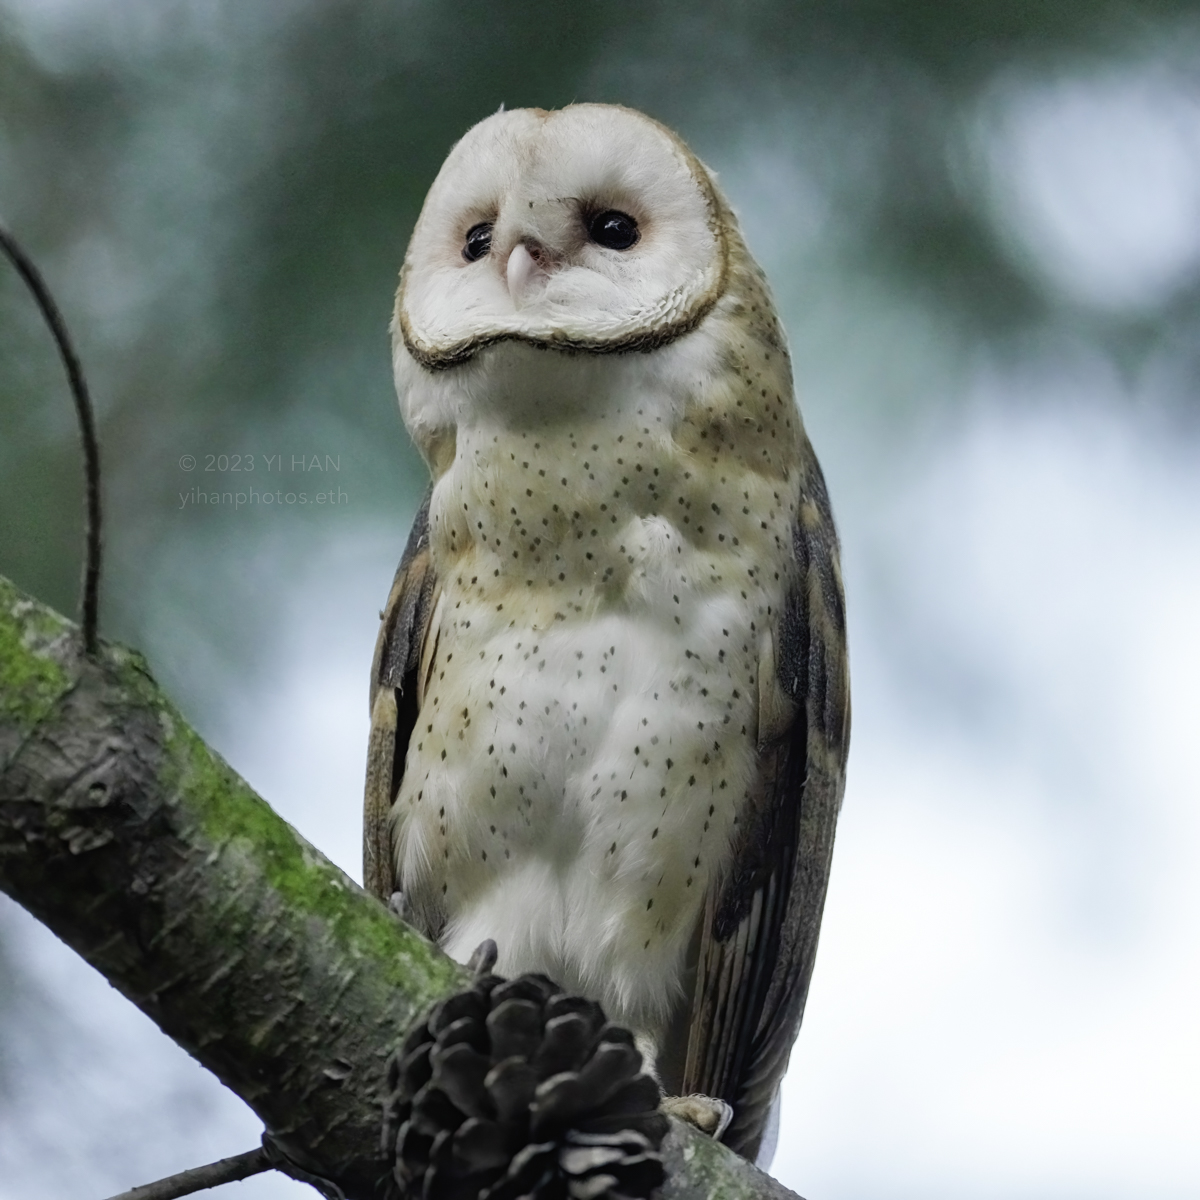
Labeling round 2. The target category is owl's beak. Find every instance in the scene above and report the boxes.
[505,242,545,310]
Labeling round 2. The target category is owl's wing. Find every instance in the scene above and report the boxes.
[681,442,850,1161]
[363,485,440,901]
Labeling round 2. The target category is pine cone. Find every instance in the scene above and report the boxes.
[382,971,668,1200]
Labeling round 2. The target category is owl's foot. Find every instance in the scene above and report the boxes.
[388,890,409,921]
[661,1094,733,1140]
[466,938,498,976]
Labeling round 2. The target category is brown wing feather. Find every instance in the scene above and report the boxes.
[682,442,850,1160]
[363,486,439,901]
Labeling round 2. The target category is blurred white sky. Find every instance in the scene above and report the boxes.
[980,63,1200,312]
[776,398,1200,1198]
[3,33,1200,1200]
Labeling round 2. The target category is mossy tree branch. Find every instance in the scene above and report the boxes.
[0,575,802,1200]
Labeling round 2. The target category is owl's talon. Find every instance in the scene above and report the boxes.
[388,890,409,921]
[661,1094,733,1141]
[466,938,498,976]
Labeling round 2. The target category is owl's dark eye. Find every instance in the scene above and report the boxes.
[587,210,639,251]
[462,222,493,262]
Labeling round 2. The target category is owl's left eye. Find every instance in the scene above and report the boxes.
[462,223,493,262]
[587,210,639,251]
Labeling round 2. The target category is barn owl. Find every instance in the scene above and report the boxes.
[364,103,849,1164]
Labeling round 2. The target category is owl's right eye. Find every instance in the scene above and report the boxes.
[462,223,493,262]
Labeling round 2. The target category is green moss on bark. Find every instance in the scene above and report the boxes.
[162,717,463,1003]
[0,576,73,730]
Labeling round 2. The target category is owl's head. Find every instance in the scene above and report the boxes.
[394,104,730,372]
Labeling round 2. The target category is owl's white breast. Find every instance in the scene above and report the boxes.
[390,333,798,1045]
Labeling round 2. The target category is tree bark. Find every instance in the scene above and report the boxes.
[0,575,801,1200]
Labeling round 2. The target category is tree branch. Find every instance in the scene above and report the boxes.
[102,1147,270,1200]
[0,574,801,1200]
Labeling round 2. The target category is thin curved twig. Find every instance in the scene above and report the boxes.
[100,1147,271,1200]
[0,219,102,654]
